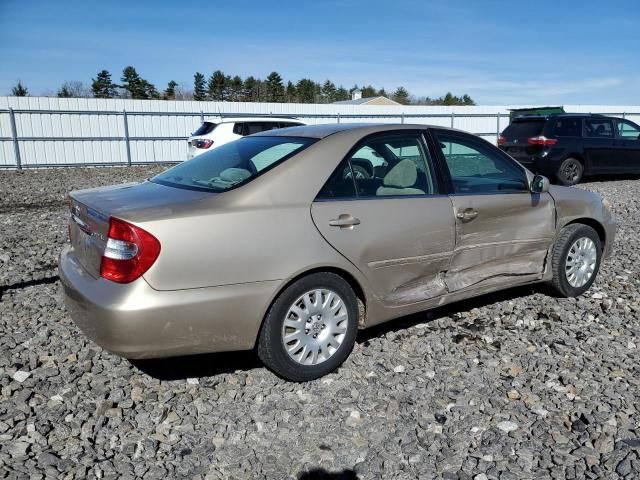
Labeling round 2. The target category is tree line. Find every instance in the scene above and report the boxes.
[8,67,476,106]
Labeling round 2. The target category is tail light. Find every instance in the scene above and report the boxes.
[100,217,161,283]
[192,139,214,149]
[497,135,506,146]
[527,136,557,147]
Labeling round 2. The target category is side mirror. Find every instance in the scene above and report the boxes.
[531,174,550,193]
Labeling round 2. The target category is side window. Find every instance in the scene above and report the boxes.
[584,118,614,138]
[316,159,357,200]
[617,119,640,139]
[434,131,528,194]
[553,118,580,137]
[316,133,438,200]
[353,134,437,197]
[244,122,268,135]
[233,123,244,135]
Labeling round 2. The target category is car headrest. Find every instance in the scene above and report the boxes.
[383,159,417,188]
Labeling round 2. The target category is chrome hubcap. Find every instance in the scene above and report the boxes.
[281,289,349,366]
[565,237,597,288]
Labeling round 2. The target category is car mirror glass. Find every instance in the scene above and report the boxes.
[531,175,550,193]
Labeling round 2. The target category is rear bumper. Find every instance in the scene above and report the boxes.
[59,245,280,359]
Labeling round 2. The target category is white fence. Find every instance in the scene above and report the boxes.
[1,96,639,168]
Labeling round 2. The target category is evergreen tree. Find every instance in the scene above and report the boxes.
[242,76,258,101]
[91,70,117,98]
[57,85,72,97]
[264,71,285,102]
[295,78,317,103]
[442,92,456,105]
[285,81,297,102]
[361,85,377,98]
[462,94,475,105]
[121,66,158,99]
[335,86,349,101]
[193,72,206,101]
[392,86,410,105]
[11,81,28,96]
[164,80,178,100]
[321,80,336,103]
[228,75,243,101]
[207,70,228,101]
[377,88,388,98]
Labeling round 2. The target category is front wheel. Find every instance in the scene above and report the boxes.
[257,273,358,381]
[556,158,584,186]
[550,224,602,297]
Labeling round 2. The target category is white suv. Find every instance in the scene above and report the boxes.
[187,117,307,159]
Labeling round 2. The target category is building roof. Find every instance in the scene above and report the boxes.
[332,96,400,106]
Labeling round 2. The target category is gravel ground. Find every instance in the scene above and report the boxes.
[0,167,639,479]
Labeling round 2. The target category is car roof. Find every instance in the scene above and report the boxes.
[252,122,455,139]
[512,113,610,121]
[203,116,304,124]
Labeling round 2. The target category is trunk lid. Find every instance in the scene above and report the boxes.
[500,118,547,159]
[68,180,213,278]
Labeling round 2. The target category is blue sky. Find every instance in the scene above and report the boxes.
[1,0,638,105]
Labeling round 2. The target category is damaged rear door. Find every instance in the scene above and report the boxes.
[311,131,455,306]
[431,129,555,291]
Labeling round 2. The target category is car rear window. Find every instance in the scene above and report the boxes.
[152,136,316,192]
[192,121,217,136]
[502,120,545,138]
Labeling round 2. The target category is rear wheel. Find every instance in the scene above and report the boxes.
[556,158,584,185]
[550,224,602,297]
[257,273,358,381]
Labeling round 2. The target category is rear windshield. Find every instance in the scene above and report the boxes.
[152,136,316,192]
[502,120,545,138]
[192,121,217,136]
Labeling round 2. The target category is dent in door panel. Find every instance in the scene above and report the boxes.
[445,240,549,291]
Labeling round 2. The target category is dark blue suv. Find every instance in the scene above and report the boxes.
[498,114,640,185]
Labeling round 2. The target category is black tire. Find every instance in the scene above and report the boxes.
[257,272,358,382]
[550,224,602,297]
[556,158,584,186]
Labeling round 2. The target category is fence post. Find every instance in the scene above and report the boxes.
[622,112,626,120]
[9,108,22,170]
[496,114,501,143]
[401,113,405,124]
[200,110,204,123]
[450,112,455,129]
[337,113,340,124]
[123,109,132,166]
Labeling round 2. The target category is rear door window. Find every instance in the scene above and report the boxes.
[584,118,614,138]
[553,118,580,137]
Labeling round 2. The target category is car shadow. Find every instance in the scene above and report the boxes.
[132,282,546,381]
[297,468,358,480]
[356,282,544,343]
[130,350,262,381]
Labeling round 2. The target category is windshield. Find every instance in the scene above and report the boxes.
[502,120,545,138]
[152,136,316,192]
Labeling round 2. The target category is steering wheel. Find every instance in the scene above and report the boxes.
[343,165,371,180]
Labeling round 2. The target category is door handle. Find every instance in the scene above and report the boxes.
[456,208,478,221]
[329,214,361,228]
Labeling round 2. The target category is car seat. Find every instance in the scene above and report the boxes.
[376,159,425,196]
